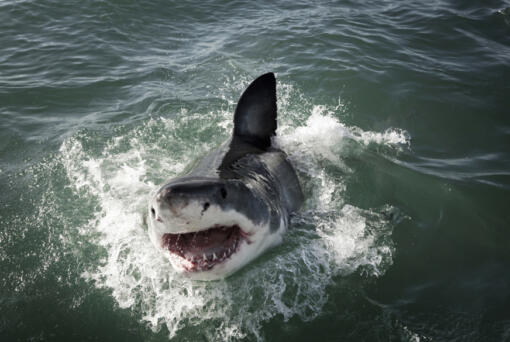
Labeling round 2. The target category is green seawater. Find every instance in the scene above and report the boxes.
[1,1,510,341]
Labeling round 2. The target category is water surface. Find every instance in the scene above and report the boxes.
[1,0,510,340]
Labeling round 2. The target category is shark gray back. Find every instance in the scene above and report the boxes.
[148,73,303,280]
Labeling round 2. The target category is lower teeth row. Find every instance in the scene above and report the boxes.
[183,245,237,263]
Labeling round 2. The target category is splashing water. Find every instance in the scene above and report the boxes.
[59,80,409,340]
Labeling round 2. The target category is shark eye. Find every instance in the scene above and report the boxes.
[220,188,227,199]
[203,202,210,211]
[151,207,156,217]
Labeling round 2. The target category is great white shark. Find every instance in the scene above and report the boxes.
[148,73,303,280]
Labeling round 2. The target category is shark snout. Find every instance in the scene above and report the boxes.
[150,176,269,236]
[156,178,229,214]
[156,187,191,215]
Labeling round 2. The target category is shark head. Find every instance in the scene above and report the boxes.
[148,176,285,280]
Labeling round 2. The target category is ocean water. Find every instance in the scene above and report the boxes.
[1,0,510,341]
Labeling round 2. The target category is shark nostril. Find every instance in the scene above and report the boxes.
[220,188,227,199]
[151,207,156,218]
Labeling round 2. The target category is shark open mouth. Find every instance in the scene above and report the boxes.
[161,225,249,272]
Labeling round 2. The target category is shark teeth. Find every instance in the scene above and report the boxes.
[162,224,246,272]
[180,248,236,271]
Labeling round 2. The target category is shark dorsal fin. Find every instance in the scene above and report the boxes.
[233,73,277,149]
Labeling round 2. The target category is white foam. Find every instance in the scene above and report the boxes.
[354,127,410,147]
[276,104,409,156]
[277,105,351,164]
[60,81,405,340]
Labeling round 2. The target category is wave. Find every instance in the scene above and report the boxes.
[59,79,407,340]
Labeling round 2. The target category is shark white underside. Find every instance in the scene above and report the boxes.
[148,197,286,280]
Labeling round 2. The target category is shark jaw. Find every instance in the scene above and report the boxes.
[161,224,251,272]
[148,199,285,280]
